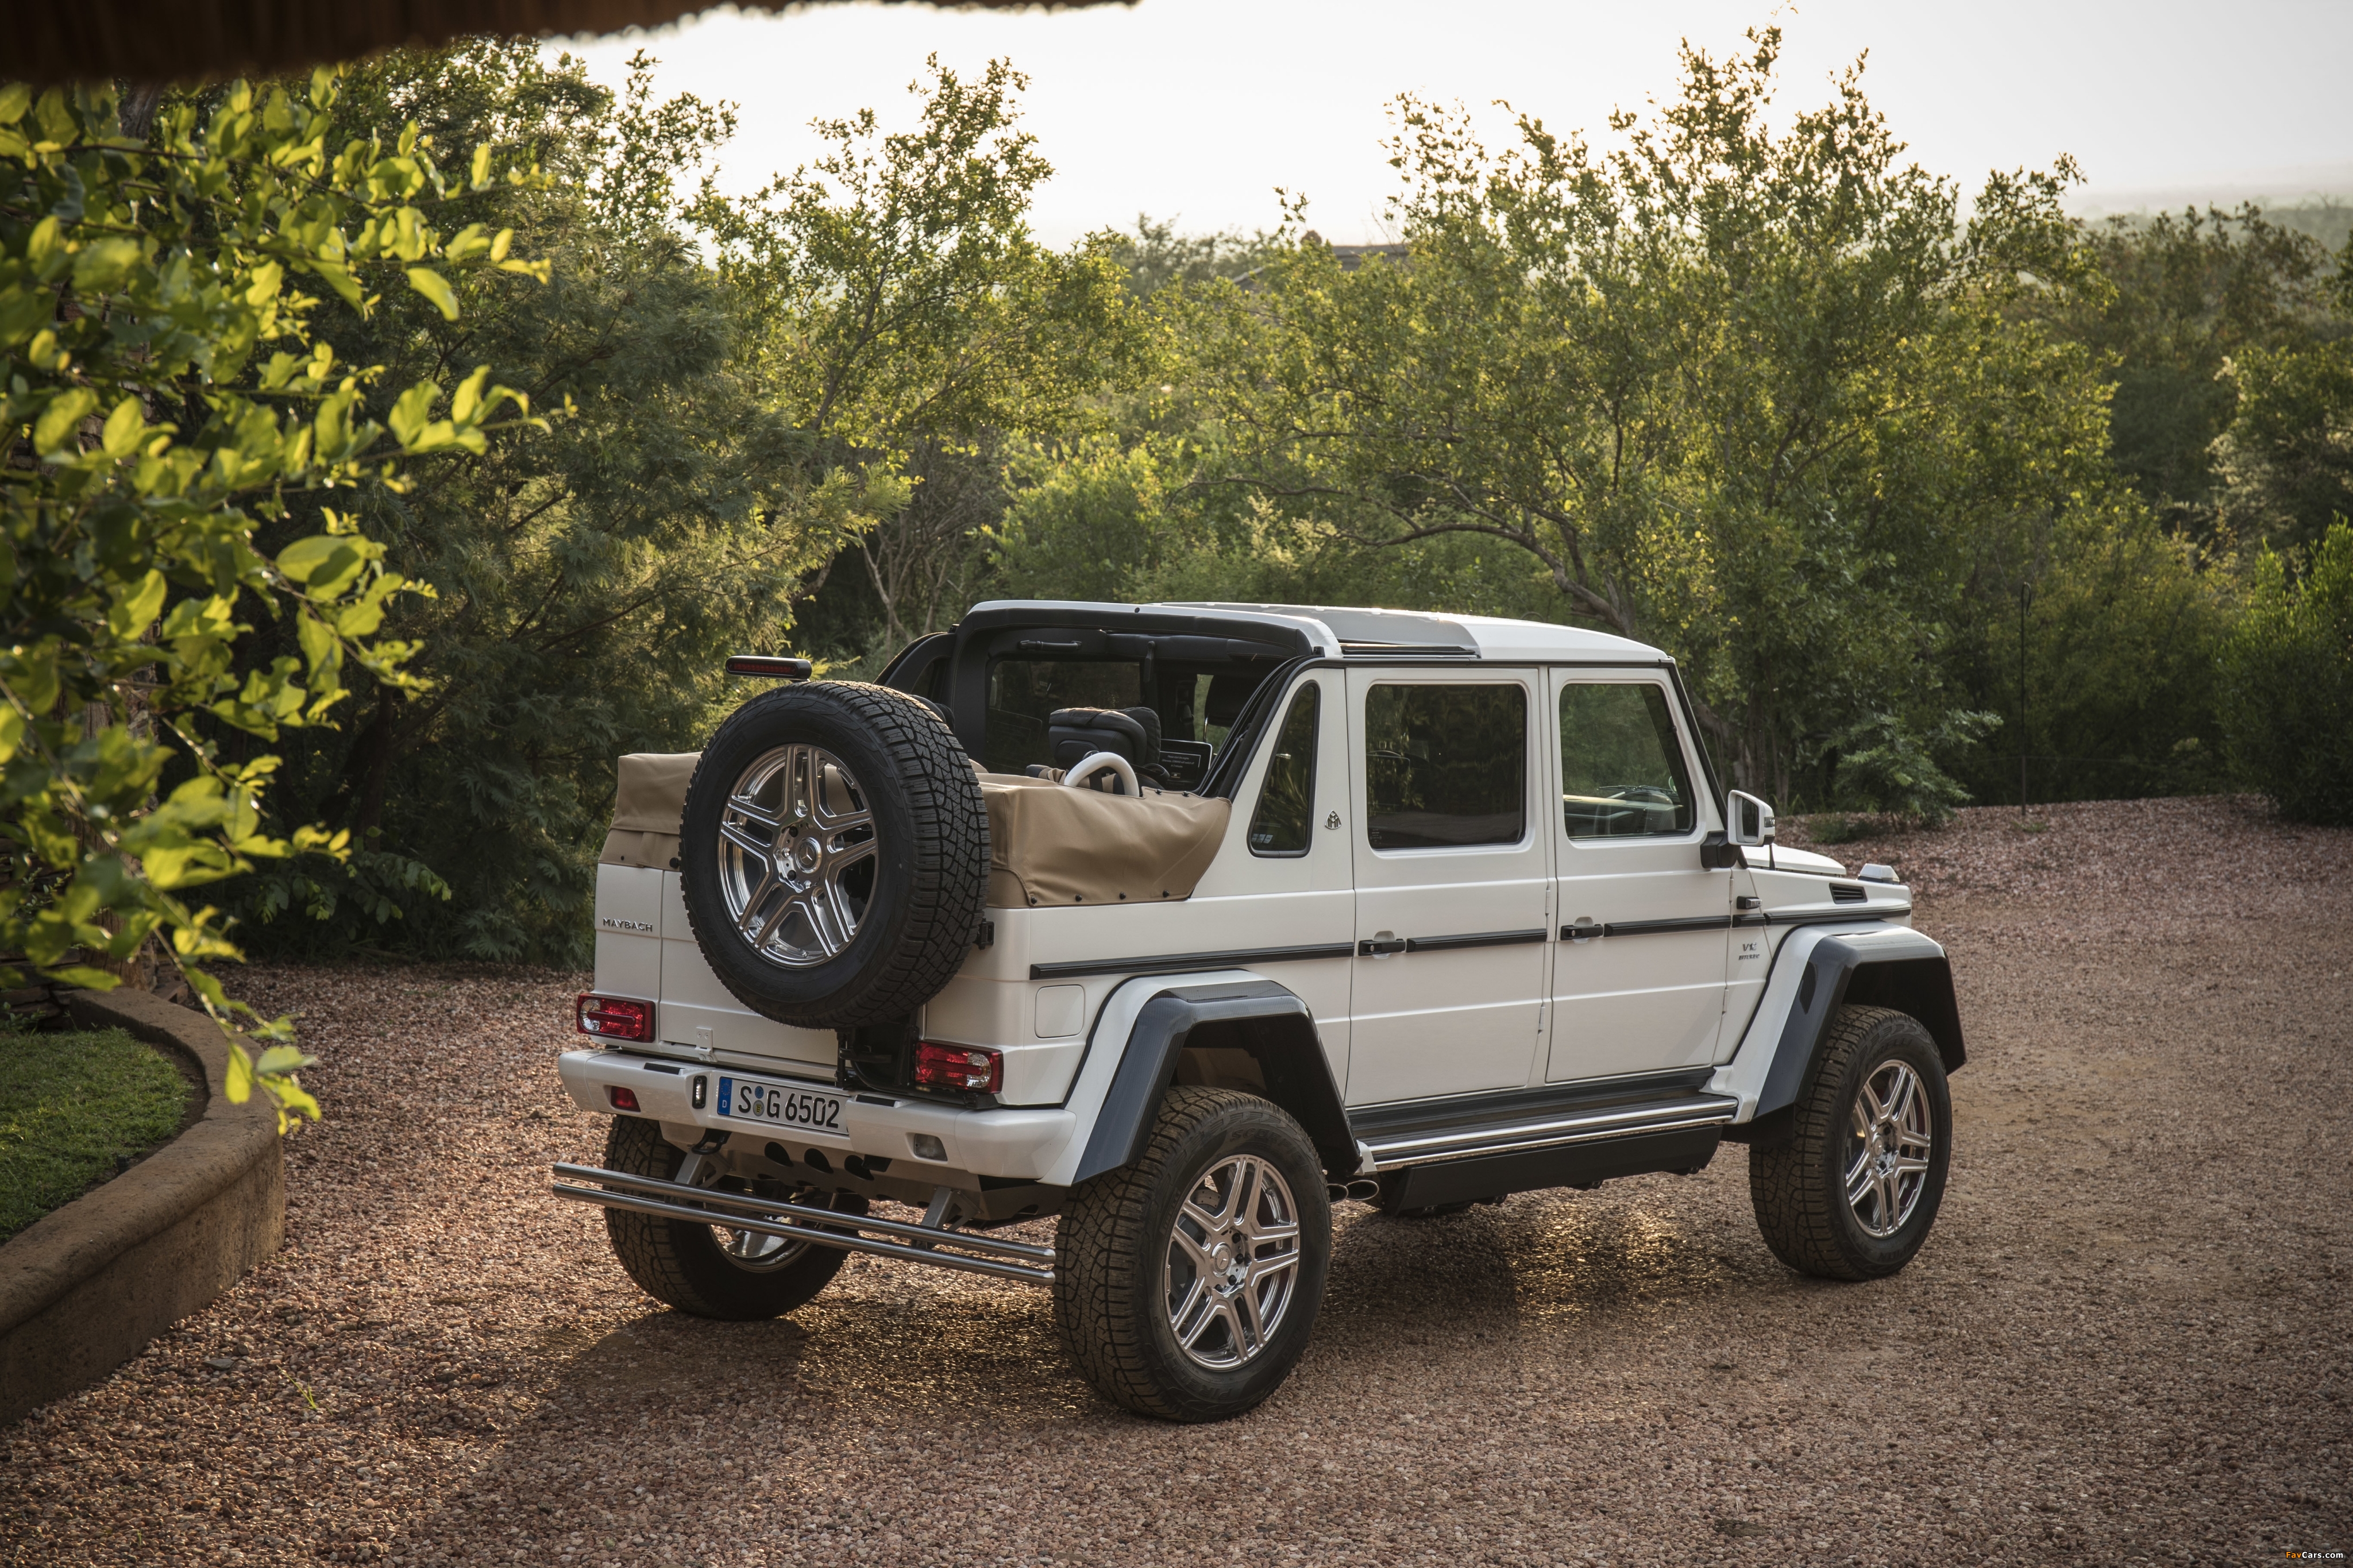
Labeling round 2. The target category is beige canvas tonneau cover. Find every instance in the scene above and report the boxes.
[599,752,1229,907]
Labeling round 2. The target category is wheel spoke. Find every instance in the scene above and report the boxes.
[799,887,847,959]
[1170,1226,1216,1275]
[726,795,784,831]
[1859,1079,1889,1125]
[720,819,774,860]
[1844,1150,1876,1209]
[1170,1279,1217,1349]
[1235,1280,1268,1355]
[1245,1250,1298,1288]
[1886,1065,1919,1127]
[827,836,878,872]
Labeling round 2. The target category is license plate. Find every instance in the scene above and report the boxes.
[715,1076,846,1136]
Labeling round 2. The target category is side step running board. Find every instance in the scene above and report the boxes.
[551,1163,1055,1285]
[1356,1094,1740,1171]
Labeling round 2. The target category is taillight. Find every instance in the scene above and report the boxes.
[913,1041,1002,1093]
[607,1085,641,1112]
[577,994,654,1042]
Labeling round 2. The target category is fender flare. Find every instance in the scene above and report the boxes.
[1070,977,1354,1184]
[1715,922,1966,1134]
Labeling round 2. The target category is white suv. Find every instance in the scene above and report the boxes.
[553,602,1964,1422]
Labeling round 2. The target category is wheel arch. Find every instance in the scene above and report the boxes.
[1070,978,1355,1184]
[1726,926,1966,1143]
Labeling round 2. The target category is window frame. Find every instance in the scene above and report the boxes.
[1245,682,1322,859]
[1358,673,1536,856]
[1550,671,1710,847]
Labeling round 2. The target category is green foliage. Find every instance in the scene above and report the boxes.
[2213,240,2353,554]
[0,1028,193,1241]
[0,74,542,1119]
[1812,710,1999,827]
[2219,522,2353,825]
[2038,205,2337,540]
[1150,27,2098,807]
[697,56,1144,649]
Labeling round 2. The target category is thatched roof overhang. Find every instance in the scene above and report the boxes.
[6,0,1122,87]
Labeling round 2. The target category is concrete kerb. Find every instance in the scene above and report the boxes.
[0,987,286,1426]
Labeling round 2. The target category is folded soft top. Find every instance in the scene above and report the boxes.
[601,752,1228,909]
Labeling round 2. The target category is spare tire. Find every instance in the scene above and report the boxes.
[678,681,989,1030]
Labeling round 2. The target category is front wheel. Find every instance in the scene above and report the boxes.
[1054,1088,1332,1422]
[1749,1005,1953,1281]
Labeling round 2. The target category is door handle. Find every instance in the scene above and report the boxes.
[1358,934,1406,957]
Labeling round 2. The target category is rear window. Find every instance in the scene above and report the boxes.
[1363,683,1526,850]
[985,659,1142,774]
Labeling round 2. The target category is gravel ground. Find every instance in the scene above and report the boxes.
[5,795,2348,1567]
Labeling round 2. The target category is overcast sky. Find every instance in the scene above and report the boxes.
[549,0,2353,245]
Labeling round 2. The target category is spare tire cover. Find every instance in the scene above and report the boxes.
[678,681,989,1030]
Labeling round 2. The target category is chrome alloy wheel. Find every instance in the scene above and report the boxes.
[712,1221,811,1273]
[1164,1154,1302,1370]
[1844,1059,1934,1238]
[714,744,879,967]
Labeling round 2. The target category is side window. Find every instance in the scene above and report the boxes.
[1557,682,1696,838]
[1247,685,1319,856]
[1363,683,1526,850]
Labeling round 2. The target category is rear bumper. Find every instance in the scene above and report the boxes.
[556,1049,1079,1183]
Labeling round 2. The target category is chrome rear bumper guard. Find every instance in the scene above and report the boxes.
[551,1163,1055,1285]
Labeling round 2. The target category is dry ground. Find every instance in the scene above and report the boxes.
[5,796,2349,1567]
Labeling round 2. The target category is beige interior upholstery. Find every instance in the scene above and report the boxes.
[599,751,1230,906]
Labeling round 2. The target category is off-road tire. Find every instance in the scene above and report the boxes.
[599,1116,858,1320]
[1749,1005,1952,1281]
[1054,1088,1332,1423]
[680,680,989,1030]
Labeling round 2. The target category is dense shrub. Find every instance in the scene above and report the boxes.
[2218,522,2353,825]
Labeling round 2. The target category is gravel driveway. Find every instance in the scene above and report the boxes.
[5,796,2348,1566]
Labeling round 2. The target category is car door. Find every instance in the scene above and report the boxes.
[1345,666,1551,1106]
[1545,670,1732,1082]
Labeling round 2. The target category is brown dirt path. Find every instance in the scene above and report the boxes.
[4,797,2348,1566]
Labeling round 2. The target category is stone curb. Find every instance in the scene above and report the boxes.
[0,988,285,1426]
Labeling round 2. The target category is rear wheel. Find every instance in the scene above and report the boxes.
[1749,1005,1951,1281]
[1054,1088,1332,1422]
[599,1117,858,1320]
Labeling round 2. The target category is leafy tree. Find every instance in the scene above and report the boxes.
[2212,234,2353,555]
[2038,205,2339,540]
[214,44,875,963]
[1166,28,2099,803]
[1096,214,1279,298]
[2217,522,2353,825]
[0,75,541,1119]
[697,57,1144,652]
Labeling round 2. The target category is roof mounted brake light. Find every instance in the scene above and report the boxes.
[724,654,813,680]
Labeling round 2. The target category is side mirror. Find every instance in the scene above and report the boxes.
[1726,790,1776,848]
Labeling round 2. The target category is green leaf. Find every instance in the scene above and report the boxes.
[224,1041,255,1104]
[32,389,97,457]
[449,364,492,425]
[71,238,144,296]
[470,142,492,189]
[388,381,439,446]
[404,266,460,320]
[107,569,169,639]
[0,83,29,125]
[101,396,147,457]
[279,536,364,595]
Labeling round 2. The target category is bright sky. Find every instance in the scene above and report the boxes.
[550,0,2353,245]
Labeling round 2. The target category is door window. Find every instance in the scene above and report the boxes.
[1363,683,1526,850]
[1247,685,1319,856]
[1557,682,1695,838]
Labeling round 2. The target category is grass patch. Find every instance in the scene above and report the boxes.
[0,1029,196,1243]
